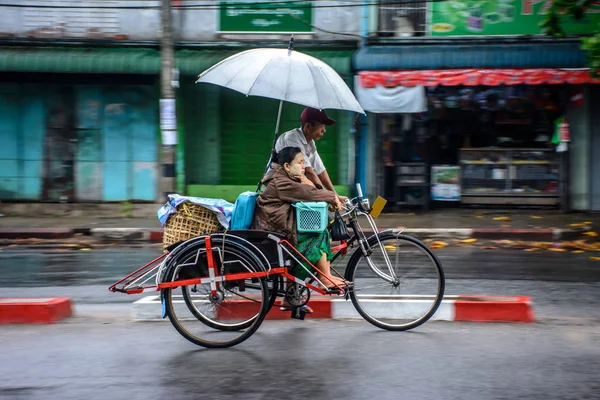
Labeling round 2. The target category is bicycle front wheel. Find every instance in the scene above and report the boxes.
[346,232,445,331]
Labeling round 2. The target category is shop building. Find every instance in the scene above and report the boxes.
[354,0,600,211]
[0,1,361,203]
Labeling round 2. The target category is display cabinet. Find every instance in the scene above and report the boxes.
[459,148,561,206]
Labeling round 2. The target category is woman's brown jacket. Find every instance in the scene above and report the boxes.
[252,163,337,246]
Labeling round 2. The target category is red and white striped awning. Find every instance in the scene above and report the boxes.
[358,69,600,88]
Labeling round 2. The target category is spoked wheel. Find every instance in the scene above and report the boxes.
[181,273,281,331]
[162,238,270,348]
[345,232,445,331]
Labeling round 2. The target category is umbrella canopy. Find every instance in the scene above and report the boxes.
[196,48,365,114]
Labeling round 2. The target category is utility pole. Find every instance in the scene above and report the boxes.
[159,0,177,201]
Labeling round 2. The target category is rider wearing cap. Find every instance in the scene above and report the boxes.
[275,107,346,202]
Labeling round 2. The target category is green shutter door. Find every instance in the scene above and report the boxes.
[220,90,338,185]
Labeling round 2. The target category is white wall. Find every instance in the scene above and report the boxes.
[0,0,361,42]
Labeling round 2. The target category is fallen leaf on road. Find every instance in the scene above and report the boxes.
[524,248,540,252]
[570,240,599,251]
[548,248,566,252]
[475,216,484,219]
[423,239,433,243]
[430,241,448,249]
[482,246,498,250]
[493,217,511,221]
[583,232,598,237]
[583,221,593,225]
[572,250,585,254]
[589,257,600,261]
[570,223,587,227]
[80,248,91,251]
[531,216,543,219]
[461,239,478,243]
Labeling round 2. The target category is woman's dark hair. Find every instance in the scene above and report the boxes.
[274,146,302,166]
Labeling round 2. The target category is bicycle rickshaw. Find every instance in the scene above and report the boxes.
[109,42,446,348]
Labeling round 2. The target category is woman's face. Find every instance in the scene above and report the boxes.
[285,152,305,177]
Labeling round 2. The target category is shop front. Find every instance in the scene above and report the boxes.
[0,44,357,203]
[353,40,599,210]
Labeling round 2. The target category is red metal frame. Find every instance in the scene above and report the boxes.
[275,238,346,293]
[108,236,350,295]
[205,236,219,296]
[108,253,168,294]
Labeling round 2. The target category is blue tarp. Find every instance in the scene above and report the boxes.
[157,194,234,229]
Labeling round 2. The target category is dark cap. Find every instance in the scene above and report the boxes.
[301,107,336,126]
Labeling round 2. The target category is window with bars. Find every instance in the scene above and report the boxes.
[23,1,119,38]
[377,0,427,37]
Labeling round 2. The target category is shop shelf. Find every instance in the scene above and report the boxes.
[459,148,562,207]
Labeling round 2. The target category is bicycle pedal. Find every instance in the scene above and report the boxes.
[291,307,307,320]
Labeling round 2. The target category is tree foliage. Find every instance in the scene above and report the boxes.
[541,0,600,77]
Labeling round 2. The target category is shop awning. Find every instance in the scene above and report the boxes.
[353,41,588,71]
[358,69,600,88]
[354,76,427,113]
[0,46,354,76]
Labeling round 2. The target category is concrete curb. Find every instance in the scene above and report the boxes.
[131,295,534,323]
[0,228,74,239]
[0,298,73,324]
[0,227,582,243]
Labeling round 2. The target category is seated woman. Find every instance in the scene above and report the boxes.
[252,147,348,310]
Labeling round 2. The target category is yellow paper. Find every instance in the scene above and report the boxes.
[370,196,387,219]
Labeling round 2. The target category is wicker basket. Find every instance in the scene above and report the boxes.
[162,203,223,250]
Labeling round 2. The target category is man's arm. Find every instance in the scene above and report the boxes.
[317,169,335,193]
[304,167,324,188]
[317,169,348,202]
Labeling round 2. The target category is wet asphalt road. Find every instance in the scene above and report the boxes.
[2,247,600,400]
[1,317,600,400]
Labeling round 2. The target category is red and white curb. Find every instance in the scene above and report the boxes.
[0,298,73,324]
[131,295,534,323]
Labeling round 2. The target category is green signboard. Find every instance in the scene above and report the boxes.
[429,0,600,36]
[218,1,313,33]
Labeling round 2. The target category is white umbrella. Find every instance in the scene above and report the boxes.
[196,42,364,138]
[196,48,364,114]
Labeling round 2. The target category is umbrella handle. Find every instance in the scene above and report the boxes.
[256,100,284,193]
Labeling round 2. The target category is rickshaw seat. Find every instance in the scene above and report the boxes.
[226,230,288,268]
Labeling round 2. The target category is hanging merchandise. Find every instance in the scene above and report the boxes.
[570,88,584,108]
[552,116,570,153]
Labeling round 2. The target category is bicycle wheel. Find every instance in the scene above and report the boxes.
[176,234,281,332]
[162,238,270,348]
[181,273,281,331]
[345,232,445,331]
